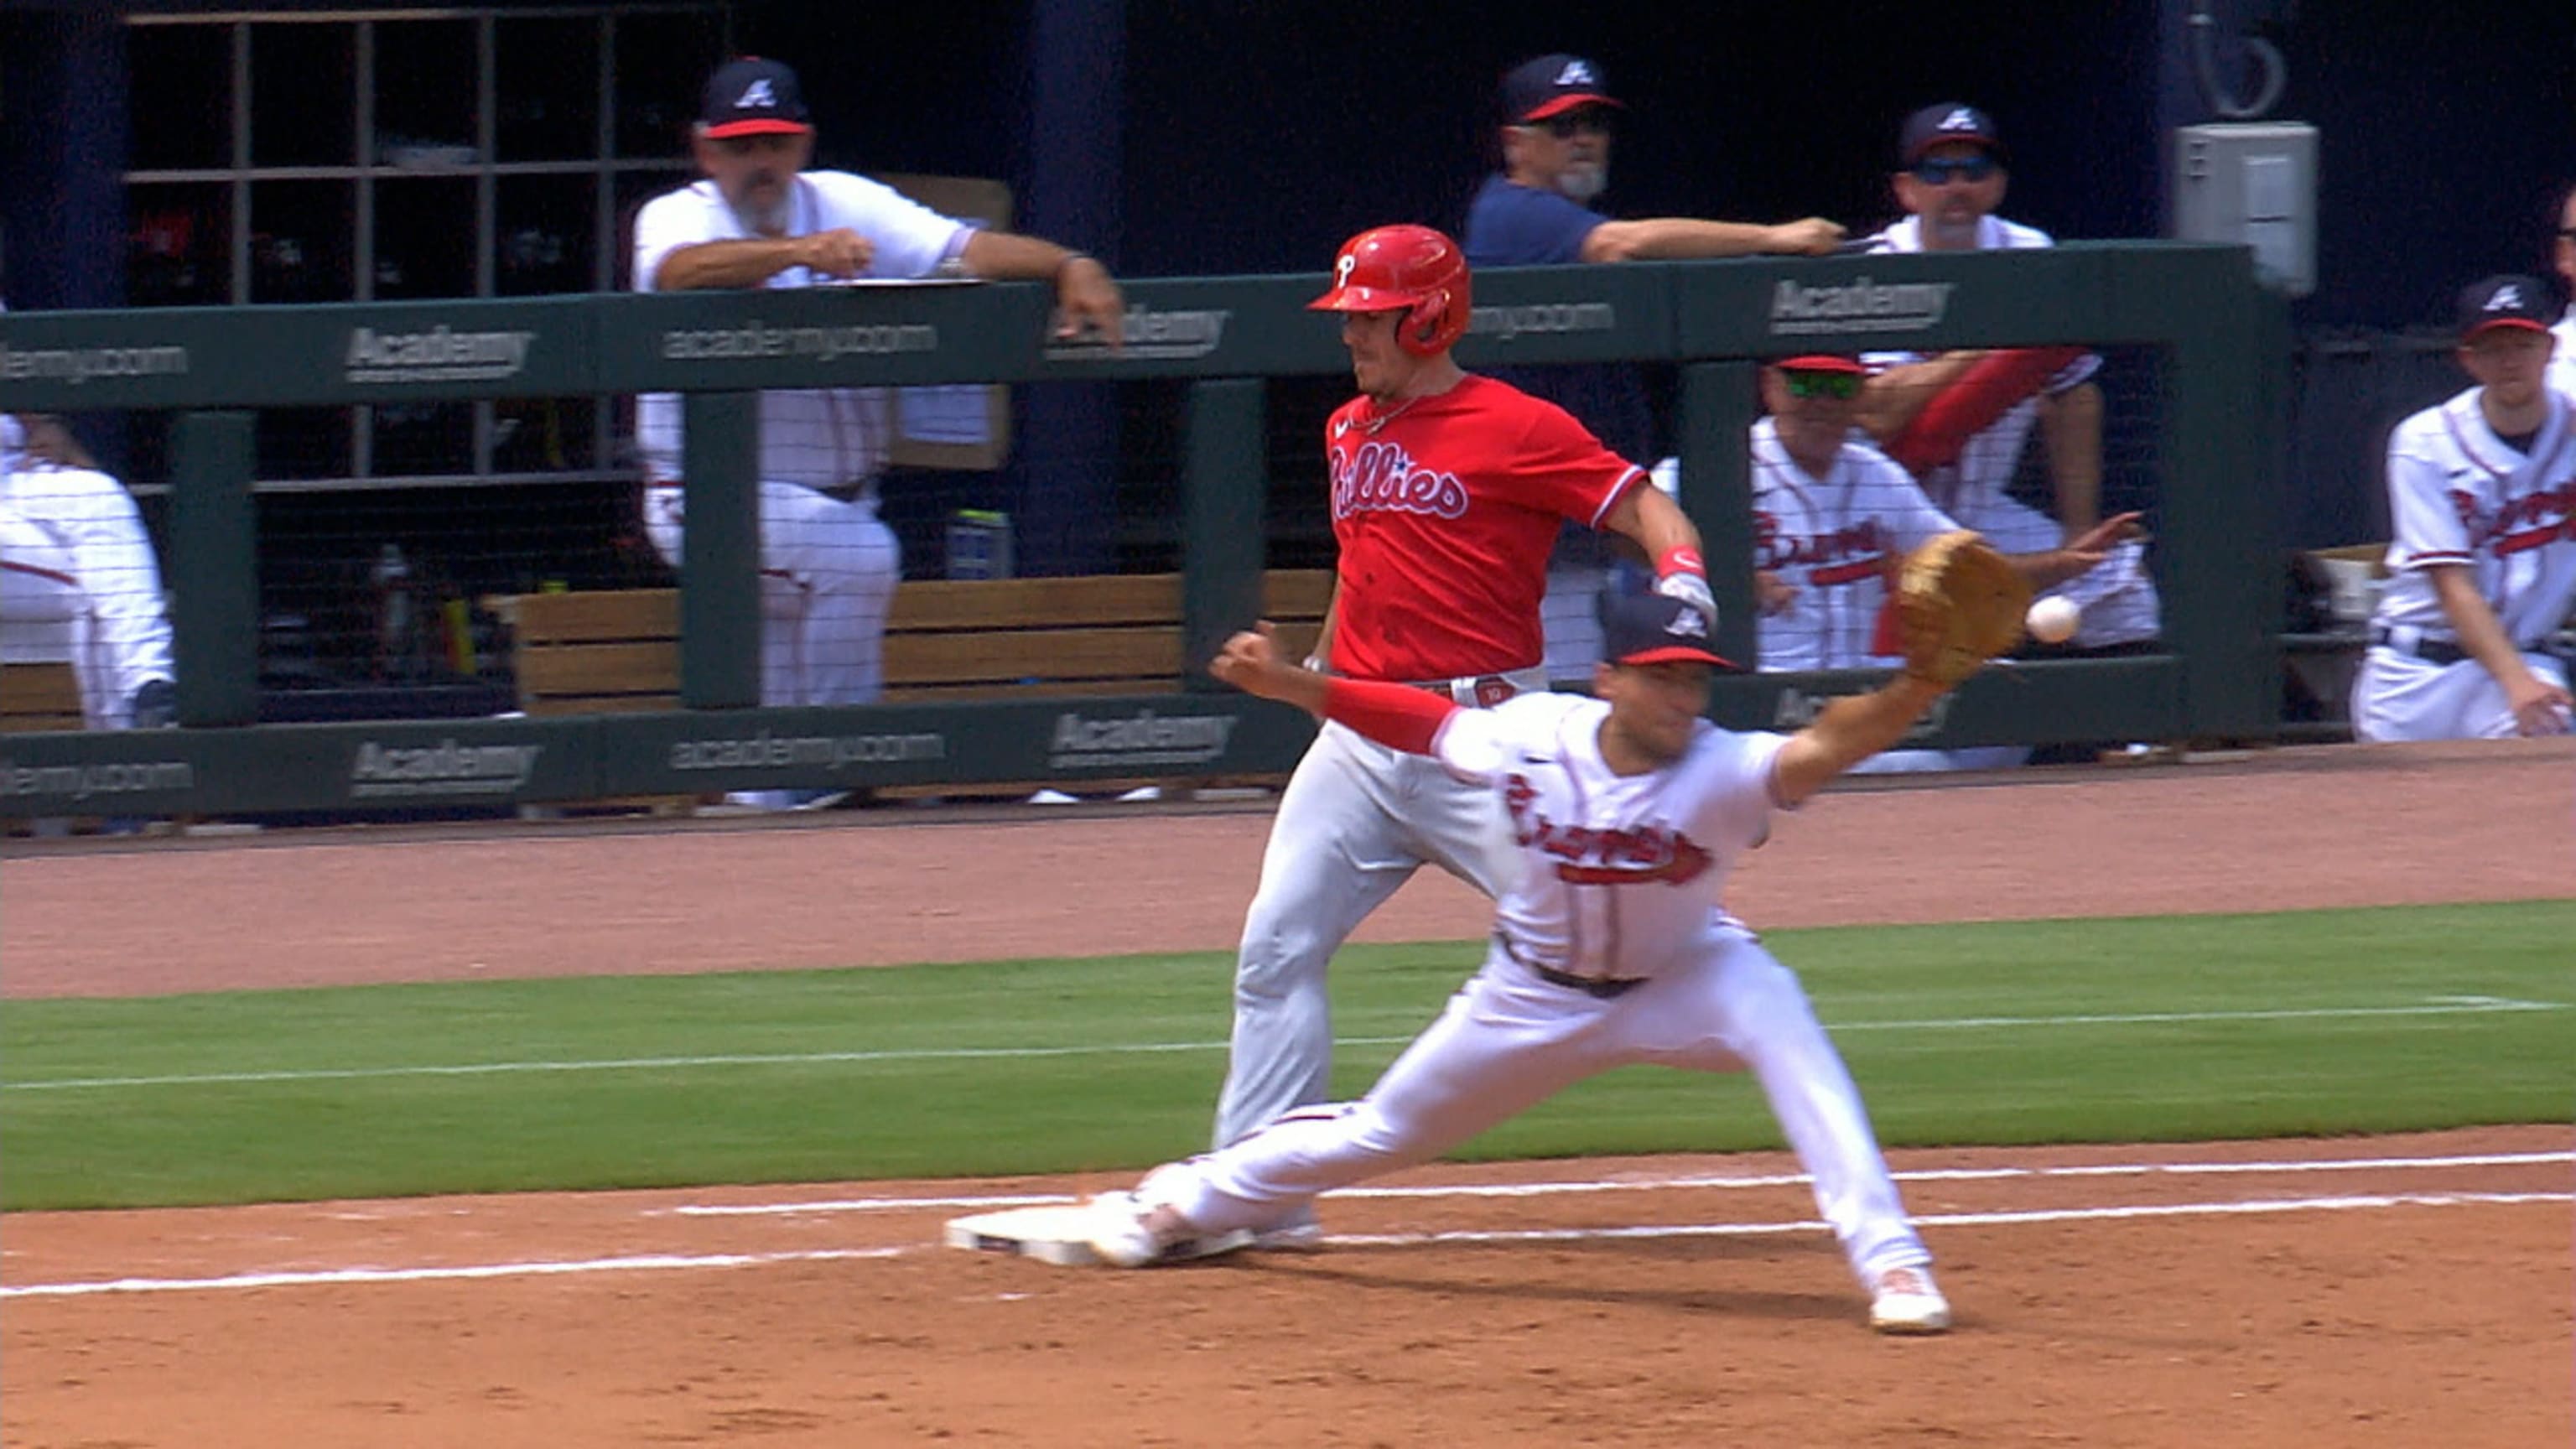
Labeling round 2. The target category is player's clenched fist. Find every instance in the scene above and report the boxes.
[1209,623,1291,698]
[796,227,874,278]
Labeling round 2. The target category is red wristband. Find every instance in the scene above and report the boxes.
[1655,545,1706,579]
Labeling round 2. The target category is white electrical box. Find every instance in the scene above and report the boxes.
[2173,122,2318,298]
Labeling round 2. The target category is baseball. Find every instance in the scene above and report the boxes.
[2025,596,2081,644]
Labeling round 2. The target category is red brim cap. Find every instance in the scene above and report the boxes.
[1774,355,1867,374]
[703,118,813,138]
[2464,318,2549,340]
[1616,643,1734,668]
[1520,93,1623,122]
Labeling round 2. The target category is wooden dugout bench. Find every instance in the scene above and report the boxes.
[0,660,85,735]
[495,570,1334,808]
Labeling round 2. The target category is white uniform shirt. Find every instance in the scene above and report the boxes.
[2550,309,2576,402]
[1862,216,2102,536]
[2373,386,2576,646]
[631,171,970,491]
[1750,418,1961,671]
[0,444,176,724]
[1429,691,1788,984]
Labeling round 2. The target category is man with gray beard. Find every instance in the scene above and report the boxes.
[1462,54,1841,680]
[632,57,1124,806]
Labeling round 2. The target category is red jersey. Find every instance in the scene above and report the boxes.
[1322,374,1644,681]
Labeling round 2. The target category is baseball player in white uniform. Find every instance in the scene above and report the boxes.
[1859,104,2160,654]
[2351,275,2575,740]
[633,57,1122,803]
[1,412,177,730]
[1748,354,2141,771]
[1084,590,1959,1335]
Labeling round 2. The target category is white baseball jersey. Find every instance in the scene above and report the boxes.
[1750,418,1961,671]
[2550,309,2576,401]
[0,444,176,729]
[2372,386,2576,645]
[1429,690,1787,984]
[1863,216,2158,647]
[1864,216,2101,529]
[632,171,970,490]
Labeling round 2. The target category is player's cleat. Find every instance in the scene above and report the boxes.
[1084,1190,1253,1269]
[1249,1219,1327,1252]
[1867,1265,1952,1335]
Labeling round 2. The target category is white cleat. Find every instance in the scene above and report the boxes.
[1249,1218,1327,1253]
[1868,1265,1953,1335]
[1084,1190,1252,1269]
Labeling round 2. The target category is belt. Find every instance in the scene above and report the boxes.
[1498,933,1646,999]
[2371,626,2470,667]
[1410,666,1550,709]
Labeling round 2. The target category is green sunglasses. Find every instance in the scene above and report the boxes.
[1783,371,1863,400]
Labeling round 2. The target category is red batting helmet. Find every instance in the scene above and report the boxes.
[1306,224,1472,357]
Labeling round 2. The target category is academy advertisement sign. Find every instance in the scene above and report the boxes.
[344,325,537,385]
[1766,278,1957,337]
[1046,708,1239,770]
[348,739,545,799]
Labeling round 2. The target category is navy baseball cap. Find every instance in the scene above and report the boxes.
[1603,593,1732,669]
[1501,55,1623,124]
[701,57,813,138]
[2456,274,2553,340]
[1899,102,2006,164]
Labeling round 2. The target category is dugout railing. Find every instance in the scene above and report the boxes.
[0,244,2287,819]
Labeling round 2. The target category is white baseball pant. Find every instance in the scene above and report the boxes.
[645,480,901,709]
[1161,927,1931,1286]
[1215,718,1515,1151]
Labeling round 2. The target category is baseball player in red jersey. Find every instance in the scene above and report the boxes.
[1214,226,1713,1238]
[1089,591,1955,1334]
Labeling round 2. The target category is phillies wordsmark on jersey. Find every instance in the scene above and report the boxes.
[1430,690,1788,983]
[1324,376,1642,682]
[2376,386,2576,645]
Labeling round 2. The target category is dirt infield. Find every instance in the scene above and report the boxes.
[3,738,2571,1447]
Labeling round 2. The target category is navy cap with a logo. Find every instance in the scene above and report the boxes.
[2455,274,2554,340]
[1500,54,1623,124]
[1603,592,1732,669]
[701,57,813,138]
[1898,102,2006,165]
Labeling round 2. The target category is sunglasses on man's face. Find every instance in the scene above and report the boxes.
[1527,110,1613,140]
[1783,371,1863,400]
[1909,155,1999,186]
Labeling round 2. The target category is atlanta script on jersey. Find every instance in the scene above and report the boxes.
[2376,386,2576,646]
[1429,690,1788,983]
[1323,376,1643,683]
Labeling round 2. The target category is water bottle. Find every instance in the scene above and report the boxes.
[373,544,417,681]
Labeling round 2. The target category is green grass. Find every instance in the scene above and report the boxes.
[4,901,2568,1211]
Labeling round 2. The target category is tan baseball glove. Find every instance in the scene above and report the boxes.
[1895,530,2031,688]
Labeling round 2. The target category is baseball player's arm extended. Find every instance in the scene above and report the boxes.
[2000,512,2145,590]
[1582,216,1846,261]
[1769,674,1950,806]
[1602,483,1716,618]
[2036,381,2105,535]
[653,230,875,289]
[2427,564,2576,735]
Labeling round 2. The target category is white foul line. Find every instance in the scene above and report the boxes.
[3,1188,2560,1301]
[6,996,2563,1093]
[666,1150,2575,1217]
